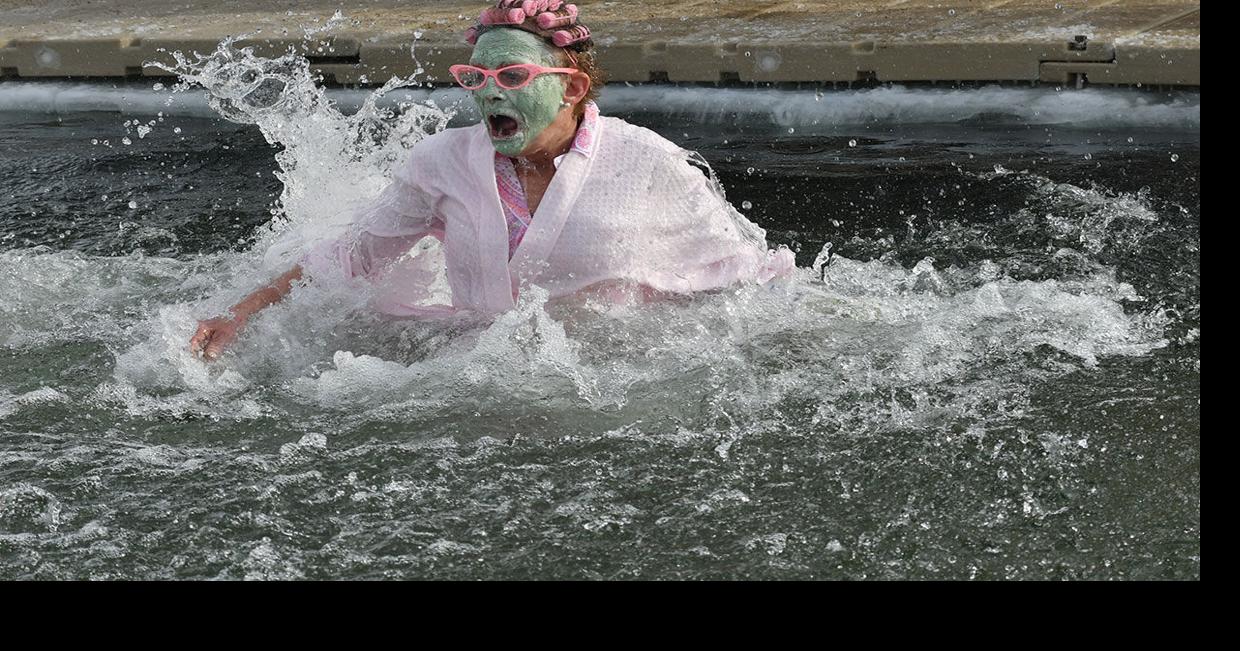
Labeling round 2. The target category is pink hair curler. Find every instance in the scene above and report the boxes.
[551,24,590,48]
[480,6,526,25]
[520,0,563,16]
[536,4,578,30]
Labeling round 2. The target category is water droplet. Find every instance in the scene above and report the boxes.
[1055,3,1063,9]
[1127,136,1134,143]
[90,139,98,145]
[152,82,164,91]
[173,127,182,134]
[746,167,755,175]
[948,9,956,16]
[848,139,857,147]
[100,194,108,201]
[128,200,138,209]
[121,137,132,145]
[1084,153,1092,160]
[787,127,795,134]
[1170,153,1179,162]
[741,200,753,210]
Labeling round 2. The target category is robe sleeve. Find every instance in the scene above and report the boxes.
[301,154,444,281]
[635,150,795,293]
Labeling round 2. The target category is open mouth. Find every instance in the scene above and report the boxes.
[487,114,521,139]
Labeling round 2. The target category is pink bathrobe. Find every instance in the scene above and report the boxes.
[303,106,795,317]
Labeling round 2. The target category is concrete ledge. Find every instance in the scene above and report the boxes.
[1041,46,1199,86]
[0,1,1201,88]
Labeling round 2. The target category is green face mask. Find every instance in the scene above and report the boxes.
[469,29,566,157]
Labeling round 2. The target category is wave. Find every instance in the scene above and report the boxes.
[0,80,1200,130]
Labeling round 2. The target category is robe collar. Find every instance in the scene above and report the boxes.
[556,100,600,165]
[472,101,604,312]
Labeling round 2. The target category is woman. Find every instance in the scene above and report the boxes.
[191,0,794,360]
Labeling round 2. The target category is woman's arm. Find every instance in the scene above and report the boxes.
[188,264,303,360]
[302,164,444,282]
[632,150,793,294]
[188,140,444,360]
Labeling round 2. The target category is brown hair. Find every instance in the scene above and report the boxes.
[474,23,607,120]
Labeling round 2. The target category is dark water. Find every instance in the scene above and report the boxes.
[0,88,1199,579]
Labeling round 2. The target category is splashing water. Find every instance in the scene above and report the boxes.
[151,36,453,271]
[16,39,1180,436]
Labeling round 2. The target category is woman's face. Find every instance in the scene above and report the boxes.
[469,29,567,157]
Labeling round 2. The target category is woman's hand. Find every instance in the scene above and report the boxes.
[189,314,247,361]
[187,265,304,362]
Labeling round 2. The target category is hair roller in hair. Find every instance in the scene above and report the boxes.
[520,0,563,15]
[551,24,590,48]
[480,6,526,25]
[536,4,578,29]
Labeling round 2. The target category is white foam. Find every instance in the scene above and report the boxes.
[0,80,1200,130]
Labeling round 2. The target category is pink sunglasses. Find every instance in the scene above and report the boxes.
[449,63,578,90]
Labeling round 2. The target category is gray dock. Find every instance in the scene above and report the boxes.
[0,0,1200,87]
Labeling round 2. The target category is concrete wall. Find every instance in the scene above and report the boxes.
[0,1,1200,87]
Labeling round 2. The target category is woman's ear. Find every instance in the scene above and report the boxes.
[565,69,591,104]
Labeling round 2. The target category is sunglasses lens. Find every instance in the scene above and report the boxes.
[497,67,531,88]
[457,69,486,88]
